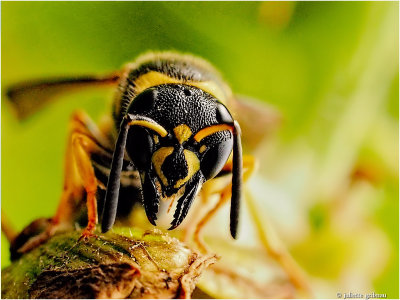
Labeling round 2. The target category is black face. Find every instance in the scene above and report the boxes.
[125,84,234,229]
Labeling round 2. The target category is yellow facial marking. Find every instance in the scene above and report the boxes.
[173,124,192,144]
[174,150,200,189]
[152,147,174,187]
[199,145,207,153]
[129,120,168,137]
[133,71,227,103]
[153,135,159,144]
[194,124,233,142]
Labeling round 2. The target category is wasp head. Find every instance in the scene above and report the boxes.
[123,84,234,229]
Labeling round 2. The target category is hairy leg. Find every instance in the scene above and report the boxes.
[18,111,112,253]
[192,155,256,253]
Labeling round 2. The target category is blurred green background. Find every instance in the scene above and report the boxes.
[1,2,398,298]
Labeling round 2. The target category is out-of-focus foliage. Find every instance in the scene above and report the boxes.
[1,2,398,298]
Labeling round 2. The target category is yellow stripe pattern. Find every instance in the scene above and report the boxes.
[133,71,227,103]
[128,120,168,137]
[194,124,233,142]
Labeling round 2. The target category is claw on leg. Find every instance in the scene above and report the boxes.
[78,226,98,242]
[78,188,99,242]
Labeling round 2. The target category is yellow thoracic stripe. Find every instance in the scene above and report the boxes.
[194,124,233,142]
[133,71,227,103]
[128,120,168,137]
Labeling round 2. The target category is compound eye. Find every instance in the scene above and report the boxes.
[126,127,154,170]
[200,138,233,180]
[216,102,234,124]
[128,88,157,115]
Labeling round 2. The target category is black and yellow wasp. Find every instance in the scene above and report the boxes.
[6,52,278,254]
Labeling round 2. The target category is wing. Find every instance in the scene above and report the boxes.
[5,73,121,120]
[230,95,282,152]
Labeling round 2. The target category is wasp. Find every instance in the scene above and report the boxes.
[6,52,277,254]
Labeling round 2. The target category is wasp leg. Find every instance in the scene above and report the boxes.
[244,187,312,297]
[18,111,112,253]
[72,133,100,241]
[54,111,113,242]
[192,155,256,253]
